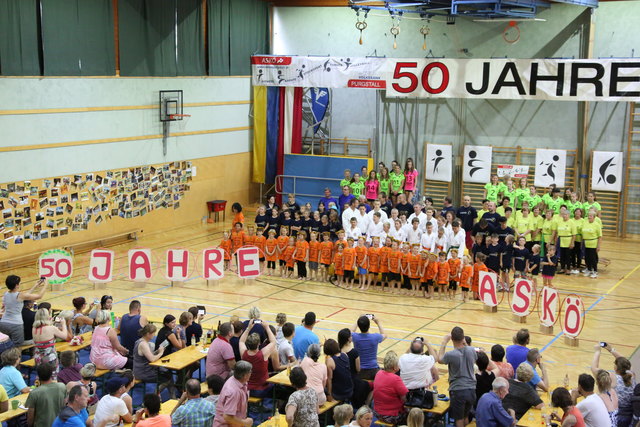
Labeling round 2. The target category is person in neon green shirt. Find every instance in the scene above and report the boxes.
[529,206,544,247]
[524,186,543,212]
[514,207,532,242]
[582,192,602,217]
[484,175,502,203]
[556,210,576,274]
[477,199,490,220]
[496,197,512,217]
[541,209,557,256]
[340,169,352,189]
[378,167,391,198]
[570,207,585,274]
[541,184,556,208]
[565,192,581,215]
[513,177,529,209]
[504,208,515,228]
[581,209,602,278]
[388,164,405,204]
[349,173,364,199]
[502,179,516,208]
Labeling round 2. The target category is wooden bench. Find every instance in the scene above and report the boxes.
[375,422,394,426]
[318,400,340,424]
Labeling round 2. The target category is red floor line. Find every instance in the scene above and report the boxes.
[323,307,347,320]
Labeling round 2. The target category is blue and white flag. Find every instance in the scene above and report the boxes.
[310,88,329,134]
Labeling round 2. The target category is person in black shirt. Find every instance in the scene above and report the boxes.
[476,352,496,407]
[440,196,456,219]
[496,217,514,244]
[301,210,313,237]
[318,215,331,235]
[540,245,558,288]
[310,211,321,235]
[482,202,501,227]
[328,210,342,241]
[280,209,293,230]
[379,192,393,217]
[472,218,494,244]
[285,193,300,213]
[267,207,280,236]
[457,196,478,250]
[291,211,302,238]
[512,236,530,277]
[265,195,279,217]
[395,193,413,218]
[22,300,37,345]
[254,205,268,230]
[185,306,203,346]
[471,234,488,263]
[486,234,502,273]
[500,235,514,291]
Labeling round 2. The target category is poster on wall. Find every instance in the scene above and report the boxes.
[591,151,623,192]
[463,145,492,183]
[497,165,529,179]
[425,144,452,182]
[534,149,566,187]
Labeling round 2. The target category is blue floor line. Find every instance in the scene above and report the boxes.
[541,295,604,353]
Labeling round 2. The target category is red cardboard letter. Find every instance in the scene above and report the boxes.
[166,249,190,281]
[478,271,498,307]
[540,286,559,327]
[562,295,584,338]
[38,250,74,283]
[89,249,114,282]
[129,249,152,282]
[237,247,260,279]
[511,278,533,316]
[202,248,224,280]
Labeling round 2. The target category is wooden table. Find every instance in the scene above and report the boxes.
[149,345,208,389]
[0,393,29,423]
[266,369,292,387]
[257,413,287,426]
[55,331,94,353]
[406,376,451,419]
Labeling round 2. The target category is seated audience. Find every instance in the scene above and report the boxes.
[328,404,354,427]
[490,344,514,379]
[547,387,586,427]
[21,300,36,346]
[350,314,387,380]
[32,307,69,379]
[206,322,236,379]
[119,300,148,355]
[349,406,373,427]
[338,328,372,409]
[52,385,90,427]
[57,351,82,385]
[593,368,618,426]
[132,393,170,427]
[133,323,176,398]
[398,337,437,390]
[404,407,424,427]
[278,322,296,368]
[155,314,183,357]
[476,352,496,404]
[120,370,136,414]
[506,328,530,371]
[300,343,328,405]
[88,295,114,322]
[185,306,203,345]
[204,374,225,407]
[525,348,549,392]
[25,363,66,427]
[66,363,99,413]
[285,367,320,427]
[372,351,408,425]
[324,338,354,403]
[94,376,133,427]
[212,360,253,427]
[502,362,544,420]
[239,319,277,397]
[173,311,193,350]
[90,310,129,370]
[70,297,95,335]
[292,312,320,360]
[229,320,244,362]
[475,377,516,426]
[573,373,611,427]
[171,379,216,427]
[0,347,30,397]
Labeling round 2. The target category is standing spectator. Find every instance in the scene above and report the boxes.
[338,329,371,409]
[119,300,148,355]
[57,351,82,385]
[403,158,419,203]
[475,377,516,426]
[502,362,544,420]
[324,339,354,403]
[229,320,244,361]
[437,327,478,427]
[52,385,90,427]
[171,379,216,427]
[21,300,36,346]
[526,348,550,392]
[132,393,171,427]
[242,307,267,343]
[25,363,66,427]
[594,368,618,426]
[398,338,437,391]
[32,307,69,378]
[457,196,478,249]
[292,312,320,360]
[300,344,328,405]
[351,315,387,380]
[573,373,611,427]
[547,387,586,427]
[506,328,530,370]
[372,351,409,425]
[185,306,203,346]
[0,347,30,397]
[319,188,339,212]
[476,352,496,404]
[339,186,355,213]
[441,197,456,218]
[239,319,277,397]
[90,310,129,370]
[285,367,320,427]
[0,275,46,345]
[93,377,133,427]
[490,344,514,380]
[212,361,253,427]
[206,322,236,379]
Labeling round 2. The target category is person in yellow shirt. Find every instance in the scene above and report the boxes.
[0,383,7,413]
[581,209,602,278]
[556,210,576,274]
[541,209,557,257]
[570,208,585,275]
[514,207,532,243]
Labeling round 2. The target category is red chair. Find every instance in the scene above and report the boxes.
[206,200,227,223]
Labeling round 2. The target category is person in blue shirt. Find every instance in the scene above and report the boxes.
[506,328,530,371]
[524,348,549,392]
[338,186,355,213]
[318,188,339,212]
[292,312,319,360]
[350,314,387,380]
[52,385,90,427]
[475,377,516,426]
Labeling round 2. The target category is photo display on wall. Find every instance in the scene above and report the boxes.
[0,161,194,250]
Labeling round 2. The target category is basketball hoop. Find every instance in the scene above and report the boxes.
[503,21,520,44]
[168,114,191,121]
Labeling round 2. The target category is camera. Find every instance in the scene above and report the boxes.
[600,342,607,348]
[365,314,374,320]
[254,319,262,324]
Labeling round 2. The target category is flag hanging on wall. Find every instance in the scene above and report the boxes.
[310,88,329,134]
[591,151,623,192]
[252,86,303,185]
[463,145,492,183]
[425,144,452,182]
[534,149,566,187]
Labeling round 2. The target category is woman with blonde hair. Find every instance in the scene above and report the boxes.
[133,323,176,398]
[595,368,618,426]
[349,406,373,427]
[404,407,424,427]
[32,307,69,379]
[592,343,636,427]
[372,351,408,425]
[90,310,129,370]
[328,403,354,427]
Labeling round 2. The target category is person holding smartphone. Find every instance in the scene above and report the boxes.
[0,275,47,346]
[350,314,387,380]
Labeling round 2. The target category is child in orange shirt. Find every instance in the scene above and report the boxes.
[422,252,439,299]
[253,228,266,272]
[366,236,381,291]
[418,251,429,298]
[218,231,232,270]
[473,252,489,300]
[283,237,296,278]
[447,248,461,301]
[293,231,309,280]
[400,242,412,295]
[333,243,345,287]
[244,226,256,247]
[319,232,334,282]
[378,237,392,292]
[308,231,320,282]
[436,251,450,300]
[230,222,245,254]
[277,227,290,277]
[387,240,402,294]
[459,255,474,302]
[355,237,368,290]
[264,229,278,276]
[231,202,244,225]
[408,244,422,296]
[342,238,357,289]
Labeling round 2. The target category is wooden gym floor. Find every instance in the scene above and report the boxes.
[7,219,640,385]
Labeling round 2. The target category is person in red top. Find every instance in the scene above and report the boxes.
[276,227,290,277]
[282,237,296,278]
[373,351,409,425]
[378,237,392,292]
[387,240,402,294]
[239,318,277,397]
[230,222,245,254]
[459,255,474,302]
[407,244,422,296]
[473,252,489,300]
[548,387,586,427]
[253,228,267,272]
[436,251,450,300]
[355,237,368,290]
[400,242,411,296]
[333,243,345,287]
[264,229,278,276]
[308,231,320,282]
[448,248,462,301]
[319,232,334,282]
[218,231,232,270]
[342,238,357,289]
[366,236,381,291]
[423,252,439,300]
[293,232,309,280]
